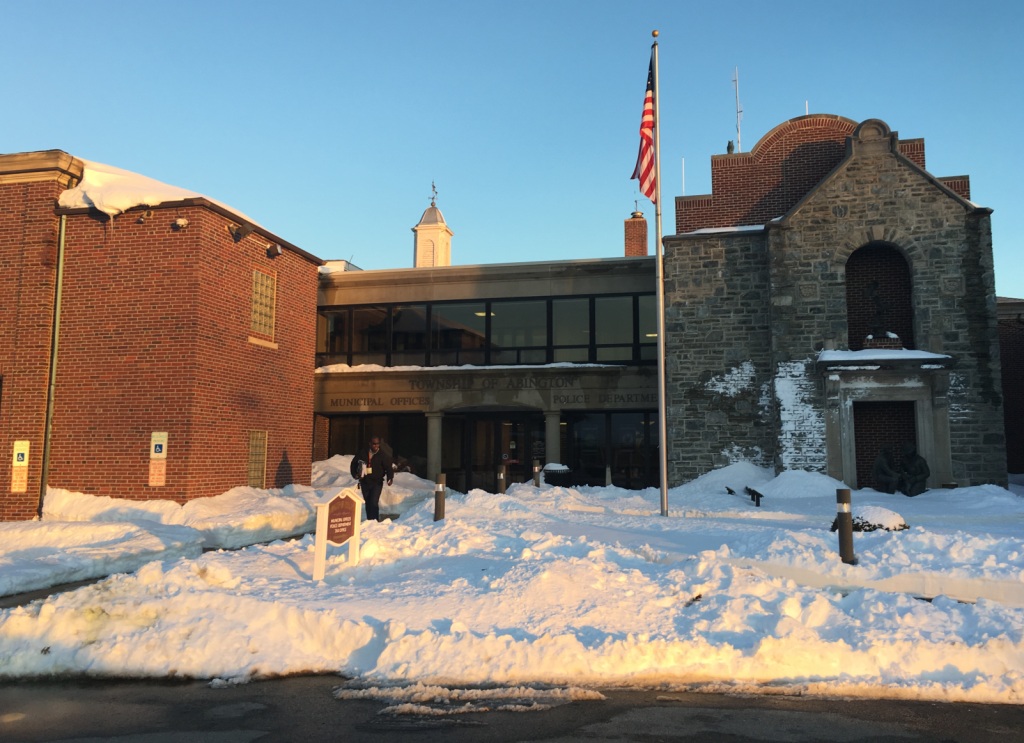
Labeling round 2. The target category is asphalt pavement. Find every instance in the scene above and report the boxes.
[3,674,1024,742]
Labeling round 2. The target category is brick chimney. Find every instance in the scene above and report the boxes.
[624,210,648,256]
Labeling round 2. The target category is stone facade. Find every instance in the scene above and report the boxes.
[663,116,1006,489]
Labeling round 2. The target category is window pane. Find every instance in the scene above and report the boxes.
[553,347,589,363]
[432,303,488,363]
[595,296,633,345]
[491,300,547,348]
[638,294,656,340]
[552,297,589,345]
[251,270,276,338]
[351,307,388,365]
[392,305,428,365]
[247,430,267,488]
[326,312,348,354]
[596,346,633,362]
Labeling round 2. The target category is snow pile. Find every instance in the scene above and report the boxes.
[0,462,1023,706]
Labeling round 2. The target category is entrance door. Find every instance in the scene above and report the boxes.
[443,412,544,493]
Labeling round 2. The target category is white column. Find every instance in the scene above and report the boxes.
[545,411,561,465]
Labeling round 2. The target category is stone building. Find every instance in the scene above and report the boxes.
[663,115,1007,489]
[0,152,322,521]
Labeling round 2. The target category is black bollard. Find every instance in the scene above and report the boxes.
[533,460,542,487]
[836,488,856,564]
[498,465,507,494]
[434,474,446,522]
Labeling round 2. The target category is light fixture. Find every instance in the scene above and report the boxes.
[229,223,254,242]
[266,244,283,259]
[173,217,189,230]
[136,210,153,224]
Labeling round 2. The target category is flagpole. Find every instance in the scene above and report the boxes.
[650,32,669,517]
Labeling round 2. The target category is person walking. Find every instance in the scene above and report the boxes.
[350,436,394,521]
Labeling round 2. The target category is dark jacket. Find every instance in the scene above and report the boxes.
[350,447,394,484]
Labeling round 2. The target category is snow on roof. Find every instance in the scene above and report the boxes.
[58,159,259,227]
[685,224,767,235]
[818,349,951,363]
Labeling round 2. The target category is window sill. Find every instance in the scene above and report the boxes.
[248,336,279,350]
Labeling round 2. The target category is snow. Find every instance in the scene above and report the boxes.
[1,460,1024,708]
[818,349,951,363]
[58,159,258,226]
[316,362,610,374]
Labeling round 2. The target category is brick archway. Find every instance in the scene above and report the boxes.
[845,243,914,350]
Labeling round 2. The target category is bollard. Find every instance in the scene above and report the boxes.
[836,488,856,564]
[533,460,542,487]
[434,473,446,522]
[498,465,507,494]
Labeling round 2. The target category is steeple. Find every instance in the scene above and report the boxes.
[412,182,453,267]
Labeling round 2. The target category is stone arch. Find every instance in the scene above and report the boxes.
[845,242,914,350]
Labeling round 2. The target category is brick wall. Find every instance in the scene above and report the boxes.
[853,401,916,489]
[673,116,957,236]
[2,148,321,521]
[0,177,65,519]
[42,205,319,503]
[624,211,648,257]
[1000,318,1024,473]
[845,245,915,350]
[675,115,858,233]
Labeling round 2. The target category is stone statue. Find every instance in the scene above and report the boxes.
[899,441,930,497]
[865,280,887,337]
[871,447,900,494]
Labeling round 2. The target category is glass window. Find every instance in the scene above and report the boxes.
[251,270,276,338]
[391,305,428,366]
[491,299,547,363]
[322,312,348,354]
[552,297,590,346]
[432,303,488,366]
[595,296,633,345]
[247,430,267,488]
[638,294,657,343]
[351,307,388,365]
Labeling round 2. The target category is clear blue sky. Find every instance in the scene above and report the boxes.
[4,1,1022,298]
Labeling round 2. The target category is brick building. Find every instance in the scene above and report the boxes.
[0,151,322,521]
[999,297,1024,474]
[663,115,1007,489]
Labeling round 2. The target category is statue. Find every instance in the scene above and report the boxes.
[871,447,900,494]
[899,442,930,497]
[864,280,888,337]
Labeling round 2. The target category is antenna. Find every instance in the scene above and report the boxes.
[733,67,743,152]
[681,157,685,196]
[805,100,809,115]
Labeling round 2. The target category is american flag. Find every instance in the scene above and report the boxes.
[631,54,656,203]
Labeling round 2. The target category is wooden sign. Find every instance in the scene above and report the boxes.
[312,487,364,580]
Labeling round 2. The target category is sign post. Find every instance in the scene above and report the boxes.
[312,487,363,580]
